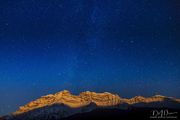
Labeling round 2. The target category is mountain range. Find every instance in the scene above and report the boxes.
[1,90,180,120]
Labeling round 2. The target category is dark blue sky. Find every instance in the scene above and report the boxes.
[0,0,180,115]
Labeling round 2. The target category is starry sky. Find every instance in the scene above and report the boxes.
[0,0,180,115]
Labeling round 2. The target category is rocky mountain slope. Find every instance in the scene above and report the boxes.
[15,90,121,115]
[2,90,180,120]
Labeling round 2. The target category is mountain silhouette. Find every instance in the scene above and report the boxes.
[2,90,180,120]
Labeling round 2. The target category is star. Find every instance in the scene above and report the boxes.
[130,40,134,44]
[5,23,9,26]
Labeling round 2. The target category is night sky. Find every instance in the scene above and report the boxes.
[0,0,180,115]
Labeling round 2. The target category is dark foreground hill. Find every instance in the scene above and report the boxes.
[62,108,180,120]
